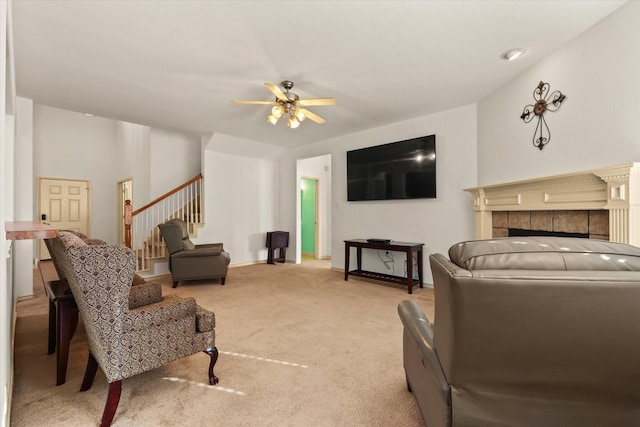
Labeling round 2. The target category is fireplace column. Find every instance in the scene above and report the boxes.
[595,164,640,246]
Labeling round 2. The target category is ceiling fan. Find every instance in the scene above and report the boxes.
[232,80,336,128]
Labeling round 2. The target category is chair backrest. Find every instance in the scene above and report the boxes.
[159,219,194,254]
[430,237,640,425]
[44,230,106,280]
[47,231,137,376]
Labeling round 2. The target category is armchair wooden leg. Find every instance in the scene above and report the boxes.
[220,276,226,285]
[204,347,219,385]
[100,381,122,427]
[80,352,99,391]
[172,280,179,288]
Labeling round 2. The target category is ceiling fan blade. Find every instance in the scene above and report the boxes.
[298,97,336,107]
[264,82,289,102]
[232,100,276,105]
[300,108,326,124]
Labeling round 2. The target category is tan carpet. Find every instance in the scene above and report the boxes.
[12,259,433,426]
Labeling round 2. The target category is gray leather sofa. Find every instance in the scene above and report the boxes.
[398,237,640,427]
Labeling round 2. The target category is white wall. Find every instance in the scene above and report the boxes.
[33,105,119,243]
[478,1,640,186]
[12,98,34,299]
[1,0,14,423]
[200,133,282,265]
[30,105,202,243]
[299,154,331,259]
[280,104,478,283]
[149,128,200,200]
[115,121,150,209]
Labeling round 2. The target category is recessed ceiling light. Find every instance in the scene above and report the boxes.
[83,113,95,117]
[500,48,525,61]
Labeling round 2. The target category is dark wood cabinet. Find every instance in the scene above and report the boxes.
[266,231,289,264]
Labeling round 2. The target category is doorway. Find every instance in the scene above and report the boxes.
[297,154,332,265]
[301,177,318,259]
[117,178,133,244]
[37,177,91,260]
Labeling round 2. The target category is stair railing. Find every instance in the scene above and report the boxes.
[124,173,203,272]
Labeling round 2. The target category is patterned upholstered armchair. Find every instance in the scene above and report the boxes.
[158,218,230,288]
[48,231,218,427]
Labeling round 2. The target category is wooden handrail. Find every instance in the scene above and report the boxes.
[131,173,202,217]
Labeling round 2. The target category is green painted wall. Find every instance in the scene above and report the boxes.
[301,178,316,254]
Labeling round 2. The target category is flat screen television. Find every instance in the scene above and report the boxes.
[347,135,436,201]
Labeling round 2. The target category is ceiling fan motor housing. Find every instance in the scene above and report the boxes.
[281,80,294,91]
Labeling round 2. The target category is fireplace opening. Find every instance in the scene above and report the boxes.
[508,229,589,239]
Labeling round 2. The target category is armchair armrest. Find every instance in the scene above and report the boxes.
[398,300,450,401]
[172,247,223,258]
[196,305,215,332]
[195,243,224,251]
[128,281,163,309]
[124,295,196,332]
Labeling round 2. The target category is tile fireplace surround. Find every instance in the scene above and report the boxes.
[465,163,640,246]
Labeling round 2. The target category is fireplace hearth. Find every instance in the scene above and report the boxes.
[508,229,588,239]
[493,209,608,240]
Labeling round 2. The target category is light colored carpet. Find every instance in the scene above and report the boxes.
[12,259,433,426]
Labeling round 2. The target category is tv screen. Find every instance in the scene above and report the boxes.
[347,135,436,201]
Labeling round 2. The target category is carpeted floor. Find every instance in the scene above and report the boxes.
[11,259,433,426]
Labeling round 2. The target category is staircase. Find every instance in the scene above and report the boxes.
[125,174,203,273]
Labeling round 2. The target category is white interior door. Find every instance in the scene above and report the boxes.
[38,177,90,260]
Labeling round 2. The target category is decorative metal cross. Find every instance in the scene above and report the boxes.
[520,81,566,150]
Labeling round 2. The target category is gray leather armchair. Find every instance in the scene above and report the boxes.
[399,237,640,427]
[158,218,230,288]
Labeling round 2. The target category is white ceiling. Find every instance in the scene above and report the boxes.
[12,0,626,148]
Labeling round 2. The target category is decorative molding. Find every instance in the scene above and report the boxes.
[543,188,607,204]
[485,195,521,207]
[465,163,640,246]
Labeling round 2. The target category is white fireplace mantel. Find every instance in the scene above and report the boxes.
[465,163,640,246]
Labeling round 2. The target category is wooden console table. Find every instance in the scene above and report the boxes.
[344,239,424,294]
[44,279,79,386]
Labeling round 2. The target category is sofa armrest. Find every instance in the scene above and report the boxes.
[124,295,196,332]
[128,281,163,309]
[173,247,223,257]
[398,300,450,399]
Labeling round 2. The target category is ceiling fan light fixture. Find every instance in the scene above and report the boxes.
[233,80,334,129]
[288,116,300,129]
[271,105,284,119]
[267,114,279,125]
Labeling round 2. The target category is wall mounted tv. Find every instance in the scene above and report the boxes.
[347,135,436,201]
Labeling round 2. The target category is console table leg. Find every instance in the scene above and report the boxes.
[417,249,424,288]
[344,242,350,281]
[407,251,414,294]
[47,299,56,355]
